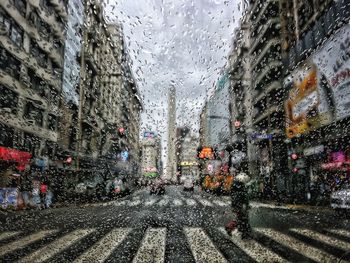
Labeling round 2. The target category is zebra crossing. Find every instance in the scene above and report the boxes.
[103,195,232,208]
[1,226,349,262]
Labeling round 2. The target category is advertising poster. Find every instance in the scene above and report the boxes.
[313,25,350,120]
[285,61,332,138]
[0,188,19,209]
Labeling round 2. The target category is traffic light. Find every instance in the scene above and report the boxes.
[290,152,299,174]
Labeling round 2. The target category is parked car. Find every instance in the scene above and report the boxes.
[331,186,350,214]
[183,175,195,191]
[149,177,165,195]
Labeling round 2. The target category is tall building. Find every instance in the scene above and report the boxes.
[0,0,68,170]
[281,0,349,200]
[140,131,161,180]
[227,13,252,174]
[166,86,176,181]
[206,72,231,150]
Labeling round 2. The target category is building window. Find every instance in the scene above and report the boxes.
[13,0,26,17]
[48,114,57,131]
[0,9,23,47]
[0,122,14,148]
[30,39,48,68]
[23,101,44,127]
[23,132,40,156]
[28,68,47,97]
[0,46,21,79]
[0,84,18,114]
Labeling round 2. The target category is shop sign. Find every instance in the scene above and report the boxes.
[0,147,32,171]
[121,151,129,162]
[313,25,350,120]
[250,134,272,140]
[180,161,197,166]
[0,188,19,209]
[285,60,331,138]
[144,131,156,138]
[303,145,324,156]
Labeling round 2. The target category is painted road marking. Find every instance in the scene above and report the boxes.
[196,199,213,207]
[212,200,229,207]
[18,229,95,263]
[291,228,350,251]
[74,228,131,263]
[0,231,20,241]
[129,200,141,206]
[218,228,287,262]
[132,228,166,263]
[157,198,169,206]
[173,198,183,206]
[144,199,158,206]
[328,229,350,239]
[256,228,337,262]
[185,199,197,206]
[0,230,57,257]
[184,228,228,263]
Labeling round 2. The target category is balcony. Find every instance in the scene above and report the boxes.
[253,60,283,91]
[250,0,279,35]
[254,81,281,105]
[251,38,281,73]
[250,17,280,55]
[285,0,350,70]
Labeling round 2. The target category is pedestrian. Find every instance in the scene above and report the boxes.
[40,175,49,209]
[225,170,252,239]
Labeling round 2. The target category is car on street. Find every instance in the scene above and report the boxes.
[149,177,165,195]
[71,172,106,201]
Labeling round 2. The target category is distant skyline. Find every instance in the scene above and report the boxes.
[104,0,243,162]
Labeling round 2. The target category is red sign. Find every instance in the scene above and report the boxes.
[0,147,32,171]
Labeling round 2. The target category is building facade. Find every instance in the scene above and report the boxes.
[0,0,68,171]
[166,86,177,181]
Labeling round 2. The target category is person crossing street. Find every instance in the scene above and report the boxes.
[226,170,252,239]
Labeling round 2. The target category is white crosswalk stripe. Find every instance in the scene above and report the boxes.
[212,200,229,207]
[158,198,169,206]
[18,229,95,263]
[256,228,338,262]
[291,228,350,251]
[0,229,57,257]
[196,198,213,207]
[3,226,350,262]
[218,228,287,263]
[328,229,350,239]
[184,227,228,263]
[0,231,20,241]
[144,198,158,206]
[132,228,166,263]
[185,198,197,206]
[74,228,131,263]
[129,200,142,206]
[173,198,183,206]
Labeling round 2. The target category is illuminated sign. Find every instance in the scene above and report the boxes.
[198,147,215,159]
[144,131,156,138]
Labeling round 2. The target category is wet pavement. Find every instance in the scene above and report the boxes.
[0,185,350,262]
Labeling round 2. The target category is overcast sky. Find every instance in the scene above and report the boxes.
[104,0,243,162]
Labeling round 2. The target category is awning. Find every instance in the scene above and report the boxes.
[0,147,32,171]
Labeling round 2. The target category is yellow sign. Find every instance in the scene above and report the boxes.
[180,161,198,166]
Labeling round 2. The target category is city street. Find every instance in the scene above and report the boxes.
[1,185,350,262]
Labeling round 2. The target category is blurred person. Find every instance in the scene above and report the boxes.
[21,172,33,209]
[40,174,49,209]
[225,170,252,239]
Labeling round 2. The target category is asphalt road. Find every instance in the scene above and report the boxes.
[1,185,350,262]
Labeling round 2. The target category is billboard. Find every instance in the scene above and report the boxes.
[313,25,350,120]
[143,131,156,138]
[285,61,331,138]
